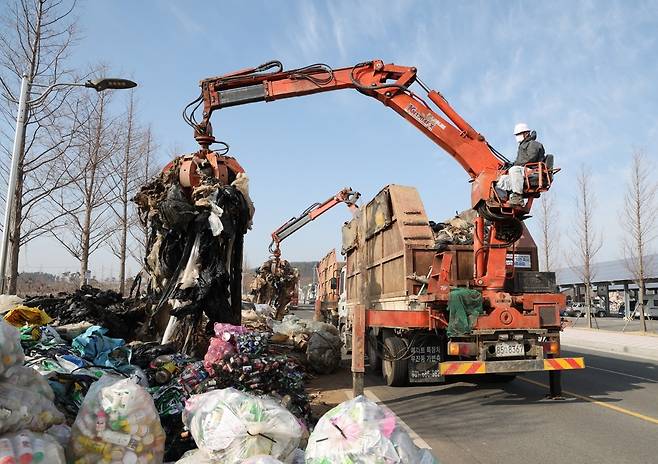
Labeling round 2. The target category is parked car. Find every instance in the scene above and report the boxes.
[563,303,607,318]
[631,307,658,320]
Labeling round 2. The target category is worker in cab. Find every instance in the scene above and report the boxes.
[498,122,546,206]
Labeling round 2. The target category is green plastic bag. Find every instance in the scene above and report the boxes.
[446,289,483,337]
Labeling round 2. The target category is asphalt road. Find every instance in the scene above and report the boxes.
[364,348,658,464]
[565,316,658,334]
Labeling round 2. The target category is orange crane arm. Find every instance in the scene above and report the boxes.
[192,60,506,185]
[269,187,360,257]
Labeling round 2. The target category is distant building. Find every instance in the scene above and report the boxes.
[556,254,658,315]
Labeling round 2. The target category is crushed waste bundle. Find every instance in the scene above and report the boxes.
[249,258,299,320]
[133,154,254,355]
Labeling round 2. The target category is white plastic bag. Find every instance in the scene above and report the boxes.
[0,318,24,376]
[68,375,165,464]
[241,456,285,463]
[175,448,214,463]
[0,294,23,314]
[183,388,302,463]
[0,430,66,464]
[0,383,65,434]
[305,395,437,464]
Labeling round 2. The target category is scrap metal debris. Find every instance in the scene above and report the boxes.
[249,257,299,320]
[430,209,477,250]
[133,154,254,354]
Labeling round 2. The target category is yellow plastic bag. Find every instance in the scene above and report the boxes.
[3,305,52,327]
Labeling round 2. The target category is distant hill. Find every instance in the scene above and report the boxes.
[290,261,319,287]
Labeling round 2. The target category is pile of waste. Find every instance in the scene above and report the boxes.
[429,209,477,250]
[133,154,254,354]
[21,286,147,340]
[250,257,299,320]
[2,293,346,461]
[2,306,439,463]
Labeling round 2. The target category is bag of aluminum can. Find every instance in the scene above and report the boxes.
[68,375,165,463]
[0,430,66,464]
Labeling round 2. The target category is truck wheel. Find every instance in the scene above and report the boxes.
[382,336,408,387]
[366,334,381,373]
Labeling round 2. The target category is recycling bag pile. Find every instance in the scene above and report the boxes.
[0,310,437,463]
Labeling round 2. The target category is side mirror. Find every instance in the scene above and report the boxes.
[330,277,338,290]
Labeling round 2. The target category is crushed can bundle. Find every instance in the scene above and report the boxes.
[68,375,165,463]
[182,388,303,463]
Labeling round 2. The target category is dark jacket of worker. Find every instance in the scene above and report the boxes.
[514,131,545,166]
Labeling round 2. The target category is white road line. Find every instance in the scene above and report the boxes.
[586,365,658,383]
[344,389,432,450]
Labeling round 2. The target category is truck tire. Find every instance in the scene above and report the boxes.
[382,336,408,387]
[366,334,381,373]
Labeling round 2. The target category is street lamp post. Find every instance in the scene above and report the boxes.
[0,76,137,293]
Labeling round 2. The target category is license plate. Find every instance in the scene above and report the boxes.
[495,342,524,357]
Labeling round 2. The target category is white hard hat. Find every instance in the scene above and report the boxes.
[514,122,530,135]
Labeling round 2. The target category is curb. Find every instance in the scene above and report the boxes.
[560,341,658,362]
[561,328,658,361]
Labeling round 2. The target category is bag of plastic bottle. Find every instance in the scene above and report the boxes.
[0,318,24,376]
[305,395,437,464]
[68,375,165,464]
[0,383,65,434]
[0,430,66,464]
[240,456,285,464]
[182,388,302,463]
[175,449,214,463]
[0,365,54,400]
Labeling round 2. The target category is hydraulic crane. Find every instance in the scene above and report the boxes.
[181,59,555,300]
[269,187,360,258]
[178,59,577,395]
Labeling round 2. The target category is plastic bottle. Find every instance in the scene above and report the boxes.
[0,438,16,464]
[12,433,32,464]
[31,438,45,463]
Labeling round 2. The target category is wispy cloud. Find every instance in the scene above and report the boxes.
[166,2,204,34]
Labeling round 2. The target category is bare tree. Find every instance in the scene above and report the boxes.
[538,192,559,272]
[128,125,159,265]
[51,88,120,286]
[569,165,603,328]
[0,0,81,292]
[622,151,657,332]
[108,90,142,294]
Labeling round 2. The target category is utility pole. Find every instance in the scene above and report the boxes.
[0,75,29,293]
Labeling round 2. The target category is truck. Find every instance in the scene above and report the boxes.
[314,249,344,324]
[337,184,583,388]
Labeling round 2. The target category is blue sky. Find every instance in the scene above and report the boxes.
[15,0,658,277]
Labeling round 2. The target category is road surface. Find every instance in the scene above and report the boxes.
[364,347,658,464]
